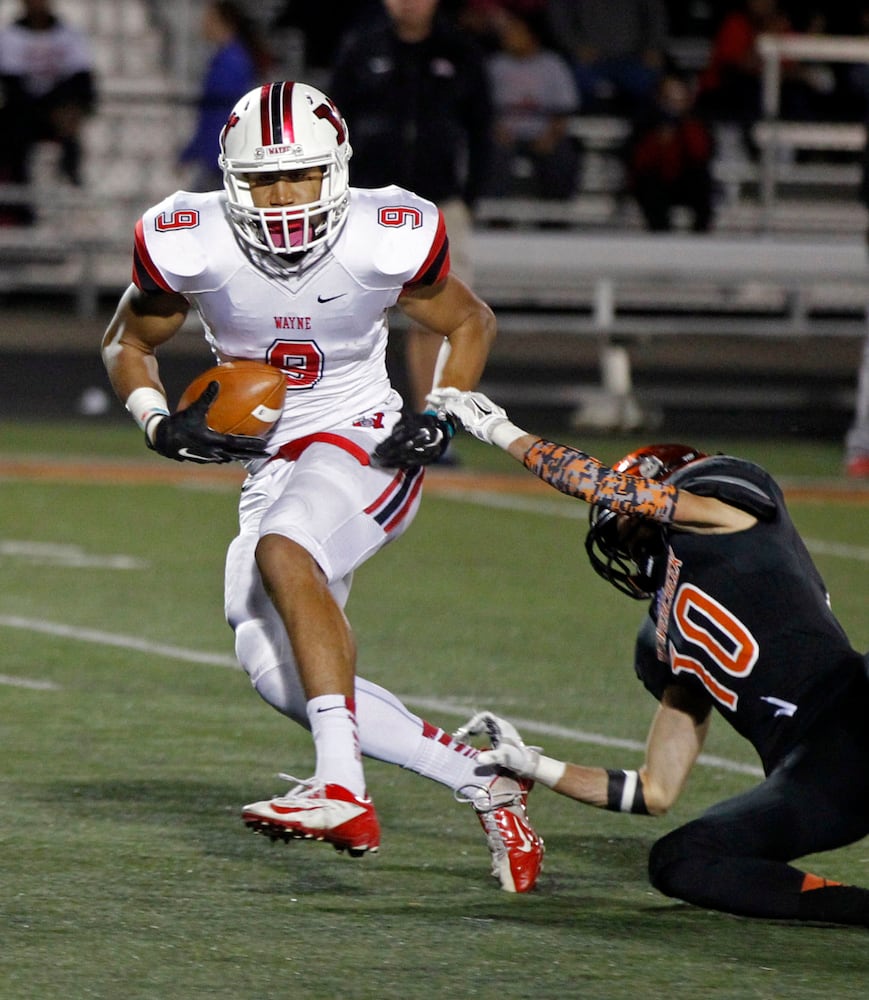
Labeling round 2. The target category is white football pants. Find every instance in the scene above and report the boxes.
[225,434,437,767]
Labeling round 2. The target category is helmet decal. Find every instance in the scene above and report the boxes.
[219,111,240,149]
[314,101,346,145]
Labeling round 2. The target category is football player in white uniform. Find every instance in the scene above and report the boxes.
[100,81,543,892]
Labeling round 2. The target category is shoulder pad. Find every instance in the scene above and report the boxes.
[668,455,779,521]
[341,186,442,285]
[140,191,222,284]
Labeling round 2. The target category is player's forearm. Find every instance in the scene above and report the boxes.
[101,286,186,403]
[506,433,542,460]
[550,761,609,805]
[542,760,660,816]
[101,329,164,403]
[101,338,170,441]
[436,314,496,391]
[519,438,679,522]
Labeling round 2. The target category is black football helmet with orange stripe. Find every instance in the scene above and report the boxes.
[219,81,352,255]
[585,444,707,599]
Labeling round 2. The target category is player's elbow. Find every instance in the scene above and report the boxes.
[644,797,670,818]
[638,773,678,817]
[475,299,497,350]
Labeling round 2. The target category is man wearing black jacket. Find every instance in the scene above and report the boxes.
[329,0,493,439]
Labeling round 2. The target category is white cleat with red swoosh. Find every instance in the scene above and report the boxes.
[242,775,380,857]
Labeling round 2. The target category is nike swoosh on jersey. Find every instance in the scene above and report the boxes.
[760,695,798,717]
[317,292,347,303]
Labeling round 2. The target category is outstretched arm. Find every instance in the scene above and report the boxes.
[434,389,755,531]
[457,686,710,817]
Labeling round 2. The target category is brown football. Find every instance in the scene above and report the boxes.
[176,361,286,437]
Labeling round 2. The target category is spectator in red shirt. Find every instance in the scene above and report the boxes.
[697,0,829,157]
[626,71,715,232]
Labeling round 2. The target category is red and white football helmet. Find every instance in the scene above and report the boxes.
[218,81,352,255]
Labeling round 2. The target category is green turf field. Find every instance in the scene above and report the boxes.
[2,421,868,999]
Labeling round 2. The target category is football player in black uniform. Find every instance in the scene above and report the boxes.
[419,388,869,926]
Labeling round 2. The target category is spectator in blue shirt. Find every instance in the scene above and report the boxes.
[177,1,272,192]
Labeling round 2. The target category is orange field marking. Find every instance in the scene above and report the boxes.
[1,455,869,503]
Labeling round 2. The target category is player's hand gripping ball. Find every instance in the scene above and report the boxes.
[177,360,285,437]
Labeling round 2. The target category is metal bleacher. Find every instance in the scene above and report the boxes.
[0,0,193,309]
[0,0,308,314]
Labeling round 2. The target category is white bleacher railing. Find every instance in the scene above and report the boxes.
[756,33,869,226]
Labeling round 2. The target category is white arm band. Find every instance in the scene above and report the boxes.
[491,420,527,451]
[532,754,567,789]
[126,387,170,442]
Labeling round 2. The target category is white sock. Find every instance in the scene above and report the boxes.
[307,694,366,798]
[352,678,495,794]
[403,722,495,798]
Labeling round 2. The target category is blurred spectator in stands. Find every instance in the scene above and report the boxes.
[458,0,547,52]
[785,0,855,35]
[0,0,96,225]
[625,69,716,231]
[662,0,724,38]
[483,5,582,200]
[329,0,493,455]
[696,0,832,158]
[543,0,669,115]
[177,2,272,193]
[269,1,375,85]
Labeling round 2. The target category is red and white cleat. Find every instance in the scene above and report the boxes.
[242,775,380,857]
[473,773,544,893]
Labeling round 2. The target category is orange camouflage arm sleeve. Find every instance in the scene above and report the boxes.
[523,440,679,523]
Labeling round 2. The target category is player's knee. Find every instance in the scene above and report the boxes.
[648,822,723,900]
[234,617,276,683]
[648,829,688,897]
[234,618,306,723]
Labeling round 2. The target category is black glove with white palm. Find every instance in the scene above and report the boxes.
[454,711,566,788]
[428,389,528,450]
[148,382,268,464]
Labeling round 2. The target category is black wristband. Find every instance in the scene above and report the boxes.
[605,769,649,814]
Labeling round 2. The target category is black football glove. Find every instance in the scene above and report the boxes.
[372,410,455,469]
[147,381,269,464]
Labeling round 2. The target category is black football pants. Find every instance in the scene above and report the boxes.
[647,685,869,925]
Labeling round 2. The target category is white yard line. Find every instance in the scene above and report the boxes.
[0,614,238,668]
[0,614,761,777]
[0,672,60,690]
[0,540,147,569]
